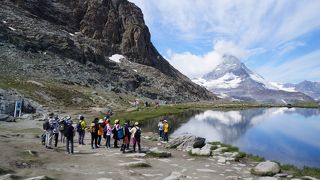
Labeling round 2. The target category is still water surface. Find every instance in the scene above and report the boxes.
[170,108,320,168]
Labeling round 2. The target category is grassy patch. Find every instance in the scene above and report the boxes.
[207,142,238,152]
[246,154,265,162]
[235,152,246,162]
[281,164,320,178]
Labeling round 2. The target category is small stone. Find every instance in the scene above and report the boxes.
[119,161,151,168]
[196,169,216,173]
[164,171,185,180]
[274,173,288,177]
[218,157,226,163]
[258,177,277,180]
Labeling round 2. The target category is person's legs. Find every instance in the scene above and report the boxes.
[91,133,94,149]
[94,134,98,148]
[66,138,70,153]
[78,132,81,144]
[54,133,58,147]
[97,135,101,146]
[137,138,141,152]
[70,137,74,154]
[81,130,85,145]
[107,135,111,148]
[133,138,136,152]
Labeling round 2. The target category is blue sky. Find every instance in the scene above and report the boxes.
[129,0,320,83]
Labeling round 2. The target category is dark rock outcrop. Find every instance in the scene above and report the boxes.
[0,0,217,102]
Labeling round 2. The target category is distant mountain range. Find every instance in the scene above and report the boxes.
[193,55,314,104]
[284,81,320,101]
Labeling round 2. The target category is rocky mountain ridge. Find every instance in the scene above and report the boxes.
[193,55,314,104]
[284,81,320,101]
[0,0,217,105]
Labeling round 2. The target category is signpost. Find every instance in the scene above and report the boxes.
[14,100,22,118]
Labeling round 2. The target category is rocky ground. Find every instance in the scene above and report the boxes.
[1,111,317,180]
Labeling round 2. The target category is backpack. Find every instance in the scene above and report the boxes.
[43,120,50,130]
[134,127,141,139]
[59,123,65,132]
[76,122,81,132]
[117,127,124,139]
[90,123,96,133]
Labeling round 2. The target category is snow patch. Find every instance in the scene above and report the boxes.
[249,72,278,90]
[2,21,7,24]
[109,54,125,63]
[69,33,75,37]
[193,73,242,89]
[8,27,16,31]
[270,82,297,92]
[133,69,138,73]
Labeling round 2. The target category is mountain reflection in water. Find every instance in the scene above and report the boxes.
[171,108,320,168]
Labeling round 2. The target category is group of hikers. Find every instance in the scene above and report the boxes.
[42,112,142,154]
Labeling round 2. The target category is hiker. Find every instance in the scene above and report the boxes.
[90,118,99,149]
[104,119,112,149]
[64,118,75,154]
[112,119,121,148]
[163,120,169,142]
[130,122,141,153]
[52,115,60,147]
[97,119,104,146]
[77,115,86,145]
[158,119,164,140]
[59,118,66,143]
[123,120,131,150]
[43,113,54,149]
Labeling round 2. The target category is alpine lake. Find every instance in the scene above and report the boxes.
[143,107,320,168]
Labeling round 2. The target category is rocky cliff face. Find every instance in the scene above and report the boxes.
[0,0,216,103]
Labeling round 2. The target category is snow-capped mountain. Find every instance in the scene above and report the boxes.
[284,81,320,101]
[193,55,314,104]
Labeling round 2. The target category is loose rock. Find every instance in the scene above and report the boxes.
[251,161,280,176]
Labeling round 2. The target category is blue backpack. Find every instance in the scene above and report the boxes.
[117,127,124,139]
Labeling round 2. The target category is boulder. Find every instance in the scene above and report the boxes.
[163,171,185,180]
[251,161,280,176]
[0,114,10,121]
[167,135,206,151]
[193,137,206,148]
[191,148,201,155]
[199,144,212,156]
[147,147,171,158]
[258,177,278,180]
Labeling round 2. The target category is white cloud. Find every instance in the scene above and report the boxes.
[130,0,320,82]
[169,50,223,78]
[168,40,265,78]
[276,41,306,57]
[258,50,320,83]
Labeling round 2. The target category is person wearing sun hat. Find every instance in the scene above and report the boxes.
[130,122,141,152]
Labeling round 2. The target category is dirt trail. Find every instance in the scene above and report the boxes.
[0,116,260,180]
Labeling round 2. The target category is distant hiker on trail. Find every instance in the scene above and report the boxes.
[97,119,104,146]
[112,119,121,148]
[104,119,112,149]
[90,118,99,149]
[158,119,164,140]
[77,115,86,145]
[130,122,141,153]
[52,115,60,147]
[163,120,169,142]
[64,118,75,154]
[43,113,54,149]
[123,120,131,150]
